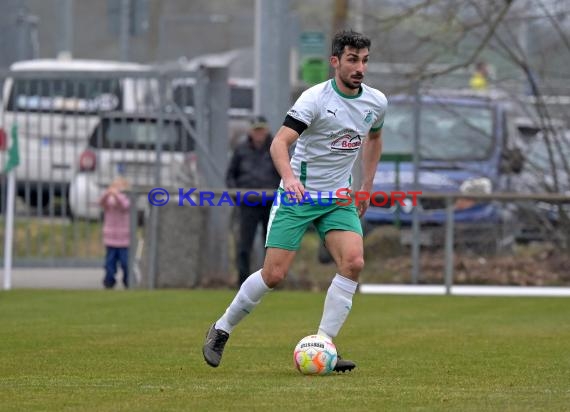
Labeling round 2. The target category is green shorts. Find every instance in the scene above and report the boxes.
[265,192,363,251]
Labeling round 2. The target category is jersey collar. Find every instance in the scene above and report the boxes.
[331,78,363,99]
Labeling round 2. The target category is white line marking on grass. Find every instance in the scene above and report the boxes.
[359,284,570,297]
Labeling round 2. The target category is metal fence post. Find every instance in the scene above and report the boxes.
[444,196,455,295]
[146,75,167,289]
[411,80,422,284]
[204,66,230,285]
[128,191,138,289]
[194,66,209,184]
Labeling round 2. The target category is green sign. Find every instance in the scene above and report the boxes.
[300,31,326,57]
[301,58,328,85]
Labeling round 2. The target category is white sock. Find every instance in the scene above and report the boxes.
[317,274,358,340]
[215,269,272,333]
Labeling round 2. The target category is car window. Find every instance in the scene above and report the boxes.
[6,78,123,114]
[89,118,195,152]
[382,102,494,161]
[526,136,570,171]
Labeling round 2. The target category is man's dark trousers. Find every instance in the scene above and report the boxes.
[237,203,272,286]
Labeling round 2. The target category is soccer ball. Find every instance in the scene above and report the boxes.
[293,335,337,375]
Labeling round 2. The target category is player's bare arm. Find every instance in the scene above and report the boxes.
[270,125,305,202]
[358,129,383,217]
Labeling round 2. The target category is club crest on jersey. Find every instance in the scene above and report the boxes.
[364,109,373,124]
[330,129,362,152]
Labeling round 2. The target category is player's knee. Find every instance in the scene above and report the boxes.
[344,255,364,275]
[261,267,287,288]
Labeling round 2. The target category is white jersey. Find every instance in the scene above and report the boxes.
[284,78,388,198]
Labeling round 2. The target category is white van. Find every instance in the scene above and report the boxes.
[69,113,199,220]
[0,58,158,209]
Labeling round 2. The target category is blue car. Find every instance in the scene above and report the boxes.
[363,91,527,249]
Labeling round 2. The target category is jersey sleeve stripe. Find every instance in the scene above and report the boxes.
[370,121,384,132]
[300,161,307,186]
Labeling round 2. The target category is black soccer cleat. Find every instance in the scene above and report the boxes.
[202,323,230,368]
[334,354,356,373]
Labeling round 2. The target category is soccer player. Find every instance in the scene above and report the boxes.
[203,29,387,372]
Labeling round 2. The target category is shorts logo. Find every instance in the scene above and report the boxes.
[330,129,361,152]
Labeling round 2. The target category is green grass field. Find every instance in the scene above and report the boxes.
[1,290,569,411]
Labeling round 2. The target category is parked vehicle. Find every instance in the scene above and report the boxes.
[68,112,197,220]
[512,132,570,242]
[0,58,158,210]
[363,90,532,252]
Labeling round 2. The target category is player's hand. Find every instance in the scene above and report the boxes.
[283,178,305,203]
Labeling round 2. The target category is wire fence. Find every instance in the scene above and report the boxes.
[1,67,569,291]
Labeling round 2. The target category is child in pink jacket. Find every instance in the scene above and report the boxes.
[99,177,131,289]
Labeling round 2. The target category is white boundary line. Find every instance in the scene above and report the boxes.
[359,284,570,297]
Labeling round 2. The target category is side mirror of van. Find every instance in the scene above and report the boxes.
[500,148,525,174]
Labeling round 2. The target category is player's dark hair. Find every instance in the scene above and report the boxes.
[331,30,371,59]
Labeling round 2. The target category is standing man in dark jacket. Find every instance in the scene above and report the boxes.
[226,116,281,286]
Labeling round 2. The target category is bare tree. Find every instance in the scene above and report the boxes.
[360,0,570,249]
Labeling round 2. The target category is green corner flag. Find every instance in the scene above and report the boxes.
[4,124,20,173]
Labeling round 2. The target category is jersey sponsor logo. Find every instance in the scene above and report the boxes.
[326,108,338,117]
[330,129,362,152]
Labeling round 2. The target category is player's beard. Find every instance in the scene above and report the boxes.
[339,70,363,90]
